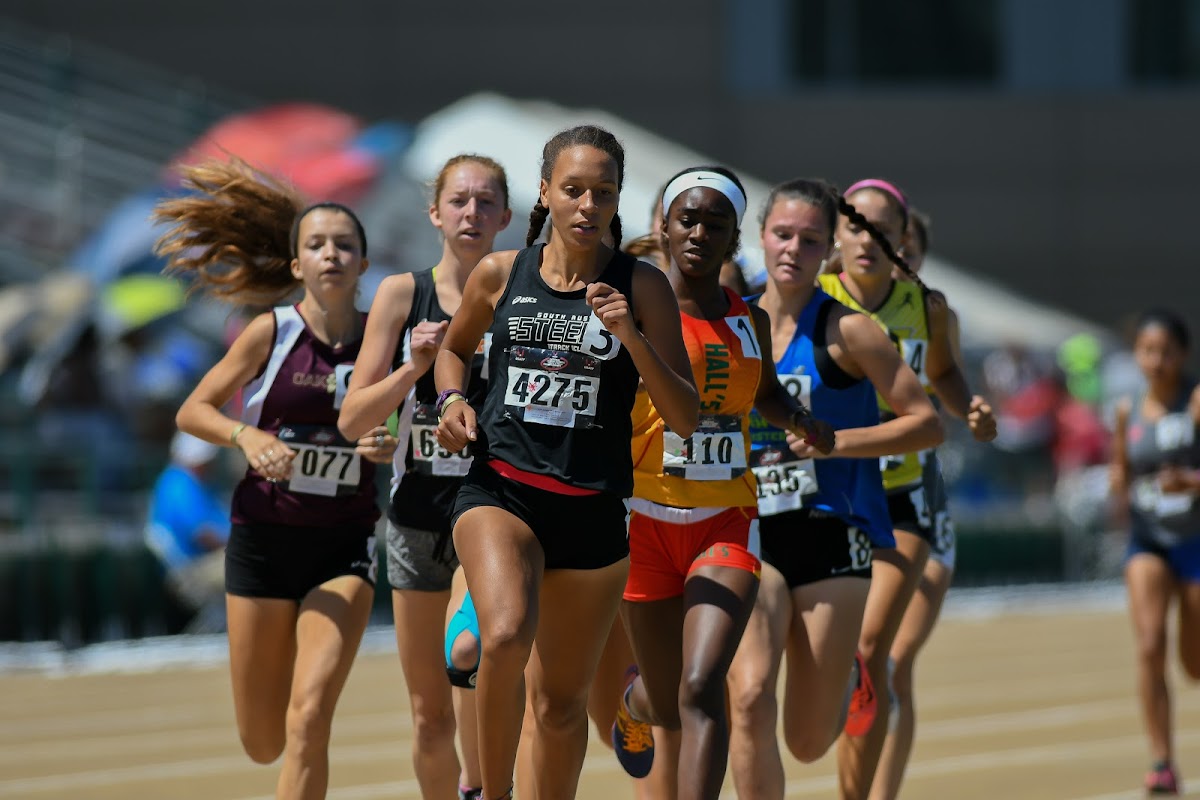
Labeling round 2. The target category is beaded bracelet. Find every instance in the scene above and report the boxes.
[436,388,466,416]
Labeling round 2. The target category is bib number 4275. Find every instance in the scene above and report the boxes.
[504,347,602,428]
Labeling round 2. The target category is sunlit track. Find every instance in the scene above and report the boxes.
[2,603,1197,799]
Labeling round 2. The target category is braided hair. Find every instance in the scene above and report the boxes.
[838,185,930,295]
[526,124,625,248]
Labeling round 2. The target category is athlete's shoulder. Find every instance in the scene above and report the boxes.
[471,249,520,292]
[817,272,841,292]
[375,271,418,303]
[630,257,672,293]
[747,301,772,332]
[1188,382,1200,420]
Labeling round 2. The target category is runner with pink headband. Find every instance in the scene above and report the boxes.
[843,179,909,212]
[820,182,997,798]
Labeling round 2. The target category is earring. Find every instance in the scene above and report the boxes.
[833,240,841,250]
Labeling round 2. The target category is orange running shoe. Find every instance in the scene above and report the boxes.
[611,665,655,778]
[844,650,877,737]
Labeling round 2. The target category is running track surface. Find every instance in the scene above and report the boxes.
[2,596,1198,799]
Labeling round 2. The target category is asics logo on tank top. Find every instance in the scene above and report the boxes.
[511,295,538,304]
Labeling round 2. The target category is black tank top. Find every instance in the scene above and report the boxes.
[479,244,640,495]
[389,268,490,532]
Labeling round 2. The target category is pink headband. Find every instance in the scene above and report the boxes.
[844,179,908,210]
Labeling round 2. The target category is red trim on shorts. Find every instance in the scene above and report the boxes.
[689,541,762,579]
[487,459,601,497]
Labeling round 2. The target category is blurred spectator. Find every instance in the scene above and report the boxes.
[145,432,230,630]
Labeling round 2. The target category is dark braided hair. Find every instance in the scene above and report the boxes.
[838,188,930,295]
[659,165,747,261]
[525,124,625,248]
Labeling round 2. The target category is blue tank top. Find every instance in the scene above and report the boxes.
[748,291,892,546]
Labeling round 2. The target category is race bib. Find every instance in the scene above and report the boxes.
[580,312,622,360]
[752,373,817,513]
[277,425,361,497]
[663,414,747,480]
[1157,412,1195,452]
[726,315,762,360]
[475,332,492,381]
[751,446,818,516]
[900,338,928,384]
[1133,476,1195,519]
[333,363,353,410]
[504,346,601,428]
[411,403,472,476]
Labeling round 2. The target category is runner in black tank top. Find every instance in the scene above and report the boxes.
[1112,310,1200,796]
[432,126,699,800]
[164,159,395,800]
[338,154,511,800]
[477,242,641,492]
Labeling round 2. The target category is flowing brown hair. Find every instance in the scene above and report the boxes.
[154,158,306,305]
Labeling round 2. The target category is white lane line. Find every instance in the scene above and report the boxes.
[231,748,624,800]
[0,740,406,794]
[770,728,1200,797]
[0,710,412,764]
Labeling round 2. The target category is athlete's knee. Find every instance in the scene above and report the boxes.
[679,664,727,719]
[410,700,457,751]
[1134,624,1168,667]
[889,655,915,704]
[446,629,480,688]
[449,630,480,671]
[728,676,776,734]
[783,723,833,764]
[479,612,535,664]
[239,727,286,765]
[284,696,335,757]
[528,685,589,736]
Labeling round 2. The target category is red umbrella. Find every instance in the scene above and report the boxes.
[167,103,377,204]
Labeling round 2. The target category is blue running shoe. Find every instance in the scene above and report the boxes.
[611,665,654,778]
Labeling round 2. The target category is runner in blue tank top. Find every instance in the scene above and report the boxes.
[1111,309,1200,796]
[162,159,397,800]
[724,178,942,799]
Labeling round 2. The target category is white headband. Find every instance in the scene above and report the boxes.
[661,170,747,224]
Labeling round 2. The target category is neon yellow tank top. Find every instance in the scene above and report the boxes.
[819,273,932,491]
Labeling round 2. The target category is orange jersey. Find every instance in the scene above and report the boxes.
[632,288,762,509]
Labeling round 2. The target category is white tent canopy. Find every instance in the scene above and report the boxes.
[403,93,1110,351]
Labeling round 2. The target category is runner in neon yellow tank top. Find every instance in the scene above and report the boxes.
[819,179,996,800]
[820,272,930,491]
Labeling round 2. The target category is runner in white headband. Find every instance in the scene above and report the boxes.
[661,170,747,224]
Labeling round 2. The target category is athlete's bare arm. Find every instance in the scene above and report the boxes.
[435,251,518,451]
[616,261,699,437]
[338,272,427,440]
